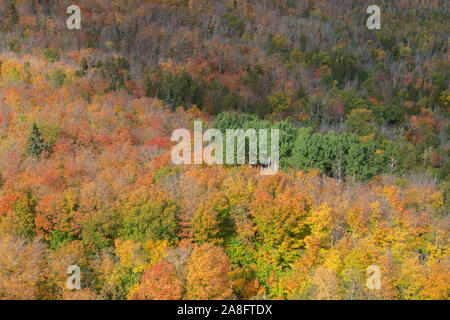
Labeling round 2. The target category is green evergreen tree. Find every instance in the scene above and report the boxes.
[27,123,44,158]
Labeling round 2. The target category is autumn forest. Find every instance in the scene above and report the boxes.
[0,0,448,300]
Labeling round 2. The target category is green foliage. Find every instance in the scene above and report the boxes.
[153,166,181,182]
[10,4,19,26]
[344,136,379,181]
[193,195,236,245]
[1,63,21,83]
[75,58,89,77]
[290,128,398,181]
[81,57,89,71]
[269,34,289,55]
[49,229,74,250]
[97,56,130,91]
[117,57,130,70]
[154,167,172,182]
[82,211,120,250]
[357,68,370,83]
[371,104,404,125]
[308,51,331,67]
[222,13,246,35]
[214,111,403,180]
[290,128,344,176]
[345,108,378,137]
[12,192,37,239]
[380,33,396,51]
[214,112,296,168]
[0,0,448,301]
[26,123,45,158]
[298,34,308,51]
[36,122,61,153]
[144,68,205,110]
[271,120,297,169]
[226,236,256,267]
[331,52,356,84]
[442,181,450,213]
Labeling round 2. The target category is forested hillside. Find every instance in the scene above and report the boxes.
[0,0,448,300]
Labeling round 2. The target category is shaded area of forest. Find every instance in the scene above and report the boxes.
[0,0,448,300]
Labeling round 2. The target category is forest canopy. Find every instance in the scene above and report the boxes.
[0,0,448,300]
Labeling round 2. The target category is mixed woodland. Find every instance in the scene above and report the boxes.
[0,0,448,299]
